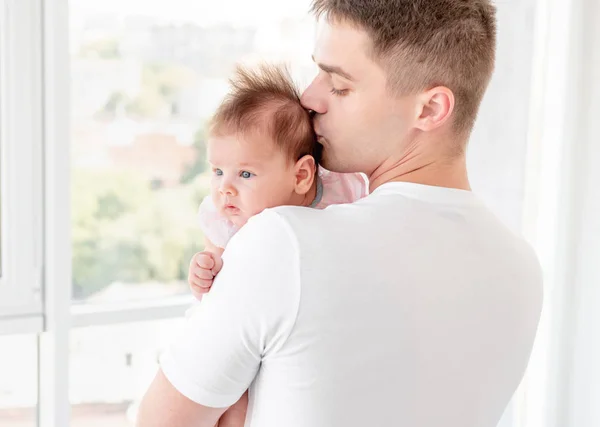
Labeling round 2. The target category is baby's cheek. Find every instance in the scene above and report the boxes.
[233,217,248,228]
[245,193,267,212]
[210,188,221,206]
[245,205,265,221]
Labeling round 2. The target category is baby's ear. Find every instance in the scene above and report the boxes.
[294,155,317,195]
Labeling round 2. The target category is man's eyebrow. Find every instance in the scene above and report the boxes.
[312,55,355,82]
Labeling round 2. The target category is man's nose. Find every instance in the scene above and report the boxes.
[300,81,327,116]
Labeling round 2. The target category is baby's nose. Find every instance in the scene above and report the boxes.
[219,182,236,196]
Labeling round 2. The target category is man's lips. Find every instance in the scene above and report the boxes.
[314,122,325,143]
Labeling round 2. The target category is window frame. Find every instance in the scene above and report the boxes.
[0,0,44,329]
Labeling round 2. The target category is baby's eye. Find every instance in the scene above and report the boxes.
[214,168,223,176]
[240,171,255,179]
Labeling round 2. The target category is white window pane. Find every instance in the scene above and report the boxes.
[69,0,315,304]
[69,318,184,427]
[0,334,38,427]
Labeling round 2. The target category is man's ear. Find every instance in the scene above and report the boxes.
[294,155,317,195]
[414,86,455,132]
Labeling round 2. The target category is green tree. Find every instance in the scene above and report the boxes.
[180,126,208,184]
[101,91,127,115]
[95,63,198,119]
[125,63,196,118]
[72,170,151,297]
[78,37,121,59]
[71,169,206,299]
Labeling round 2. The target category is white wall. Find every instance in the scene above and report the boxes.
[468,0,538,232]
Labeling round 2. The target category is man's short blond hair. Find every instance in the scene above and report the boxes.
[311,0,497,135]
[210,63,320,163]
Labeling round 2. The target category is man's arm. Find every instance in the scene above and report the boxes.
[137,369,226,427]
[217,391,249,427]
[136,210,301,426]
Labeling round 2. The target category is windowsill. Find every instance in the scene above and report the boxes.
[70,295,193,328]
[0,314,44,336]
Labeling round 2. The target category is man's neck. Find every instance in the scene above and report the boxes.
[368,152,470,193]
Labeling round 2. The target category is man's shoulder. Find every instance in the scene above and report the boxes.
[270,200,367,222]
[226,209,298,254]
[509,234,544,291]
[223,205,349,267]
[215,209,301,305]
[263,204,354,240]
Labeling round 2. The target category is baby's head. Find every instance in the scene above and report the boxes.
[207,63,320,227]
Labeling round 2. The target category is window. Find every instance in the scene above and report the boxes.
[0,334,38,427]
[69,318,184,427]
[69,0,315,305]
[64,0,315,425]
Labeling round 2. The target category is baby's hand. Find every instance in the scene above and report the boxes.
[188,251,224,300]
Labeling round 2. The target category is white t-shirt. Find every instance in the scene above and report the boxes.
[160,182,543,427]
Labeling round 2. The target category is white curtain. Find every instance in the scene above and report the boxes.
[517,0,600,425]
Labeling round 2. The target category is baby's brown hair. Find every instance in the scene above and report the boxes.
[209,63,321,164]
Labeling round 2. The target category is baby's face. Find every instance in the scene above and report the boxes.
[207,133,299,227]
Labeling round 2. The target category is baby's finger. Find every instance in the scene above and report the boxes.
[195,252,215,270]
[190,270,214,289]
[189,275,213,290]
[196,278,213,290]
[192,265,215,281]
[189,274,207,287]
[190,283,208,300]
[212,255,224,275]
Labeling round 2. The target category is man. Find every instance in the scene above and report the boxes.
[137,1,543,426]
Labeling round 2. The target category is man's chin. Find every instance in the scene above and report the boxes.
[320,154,362,175]
[318,142,354,173]
[319,155,343,173]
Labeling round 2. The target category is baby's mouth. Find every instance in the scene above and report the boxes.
[223,204,240,215]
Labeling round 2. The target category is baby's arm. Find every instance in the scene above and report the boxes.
[187,238,224,300]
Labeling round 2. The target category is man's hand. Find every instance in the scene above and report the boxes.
[188,251,224,300]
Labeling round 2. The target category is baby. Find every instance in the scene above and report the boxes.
[186,63,367,426]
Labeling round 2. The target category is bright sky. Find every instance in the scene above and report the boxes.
[70,0,314,26]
